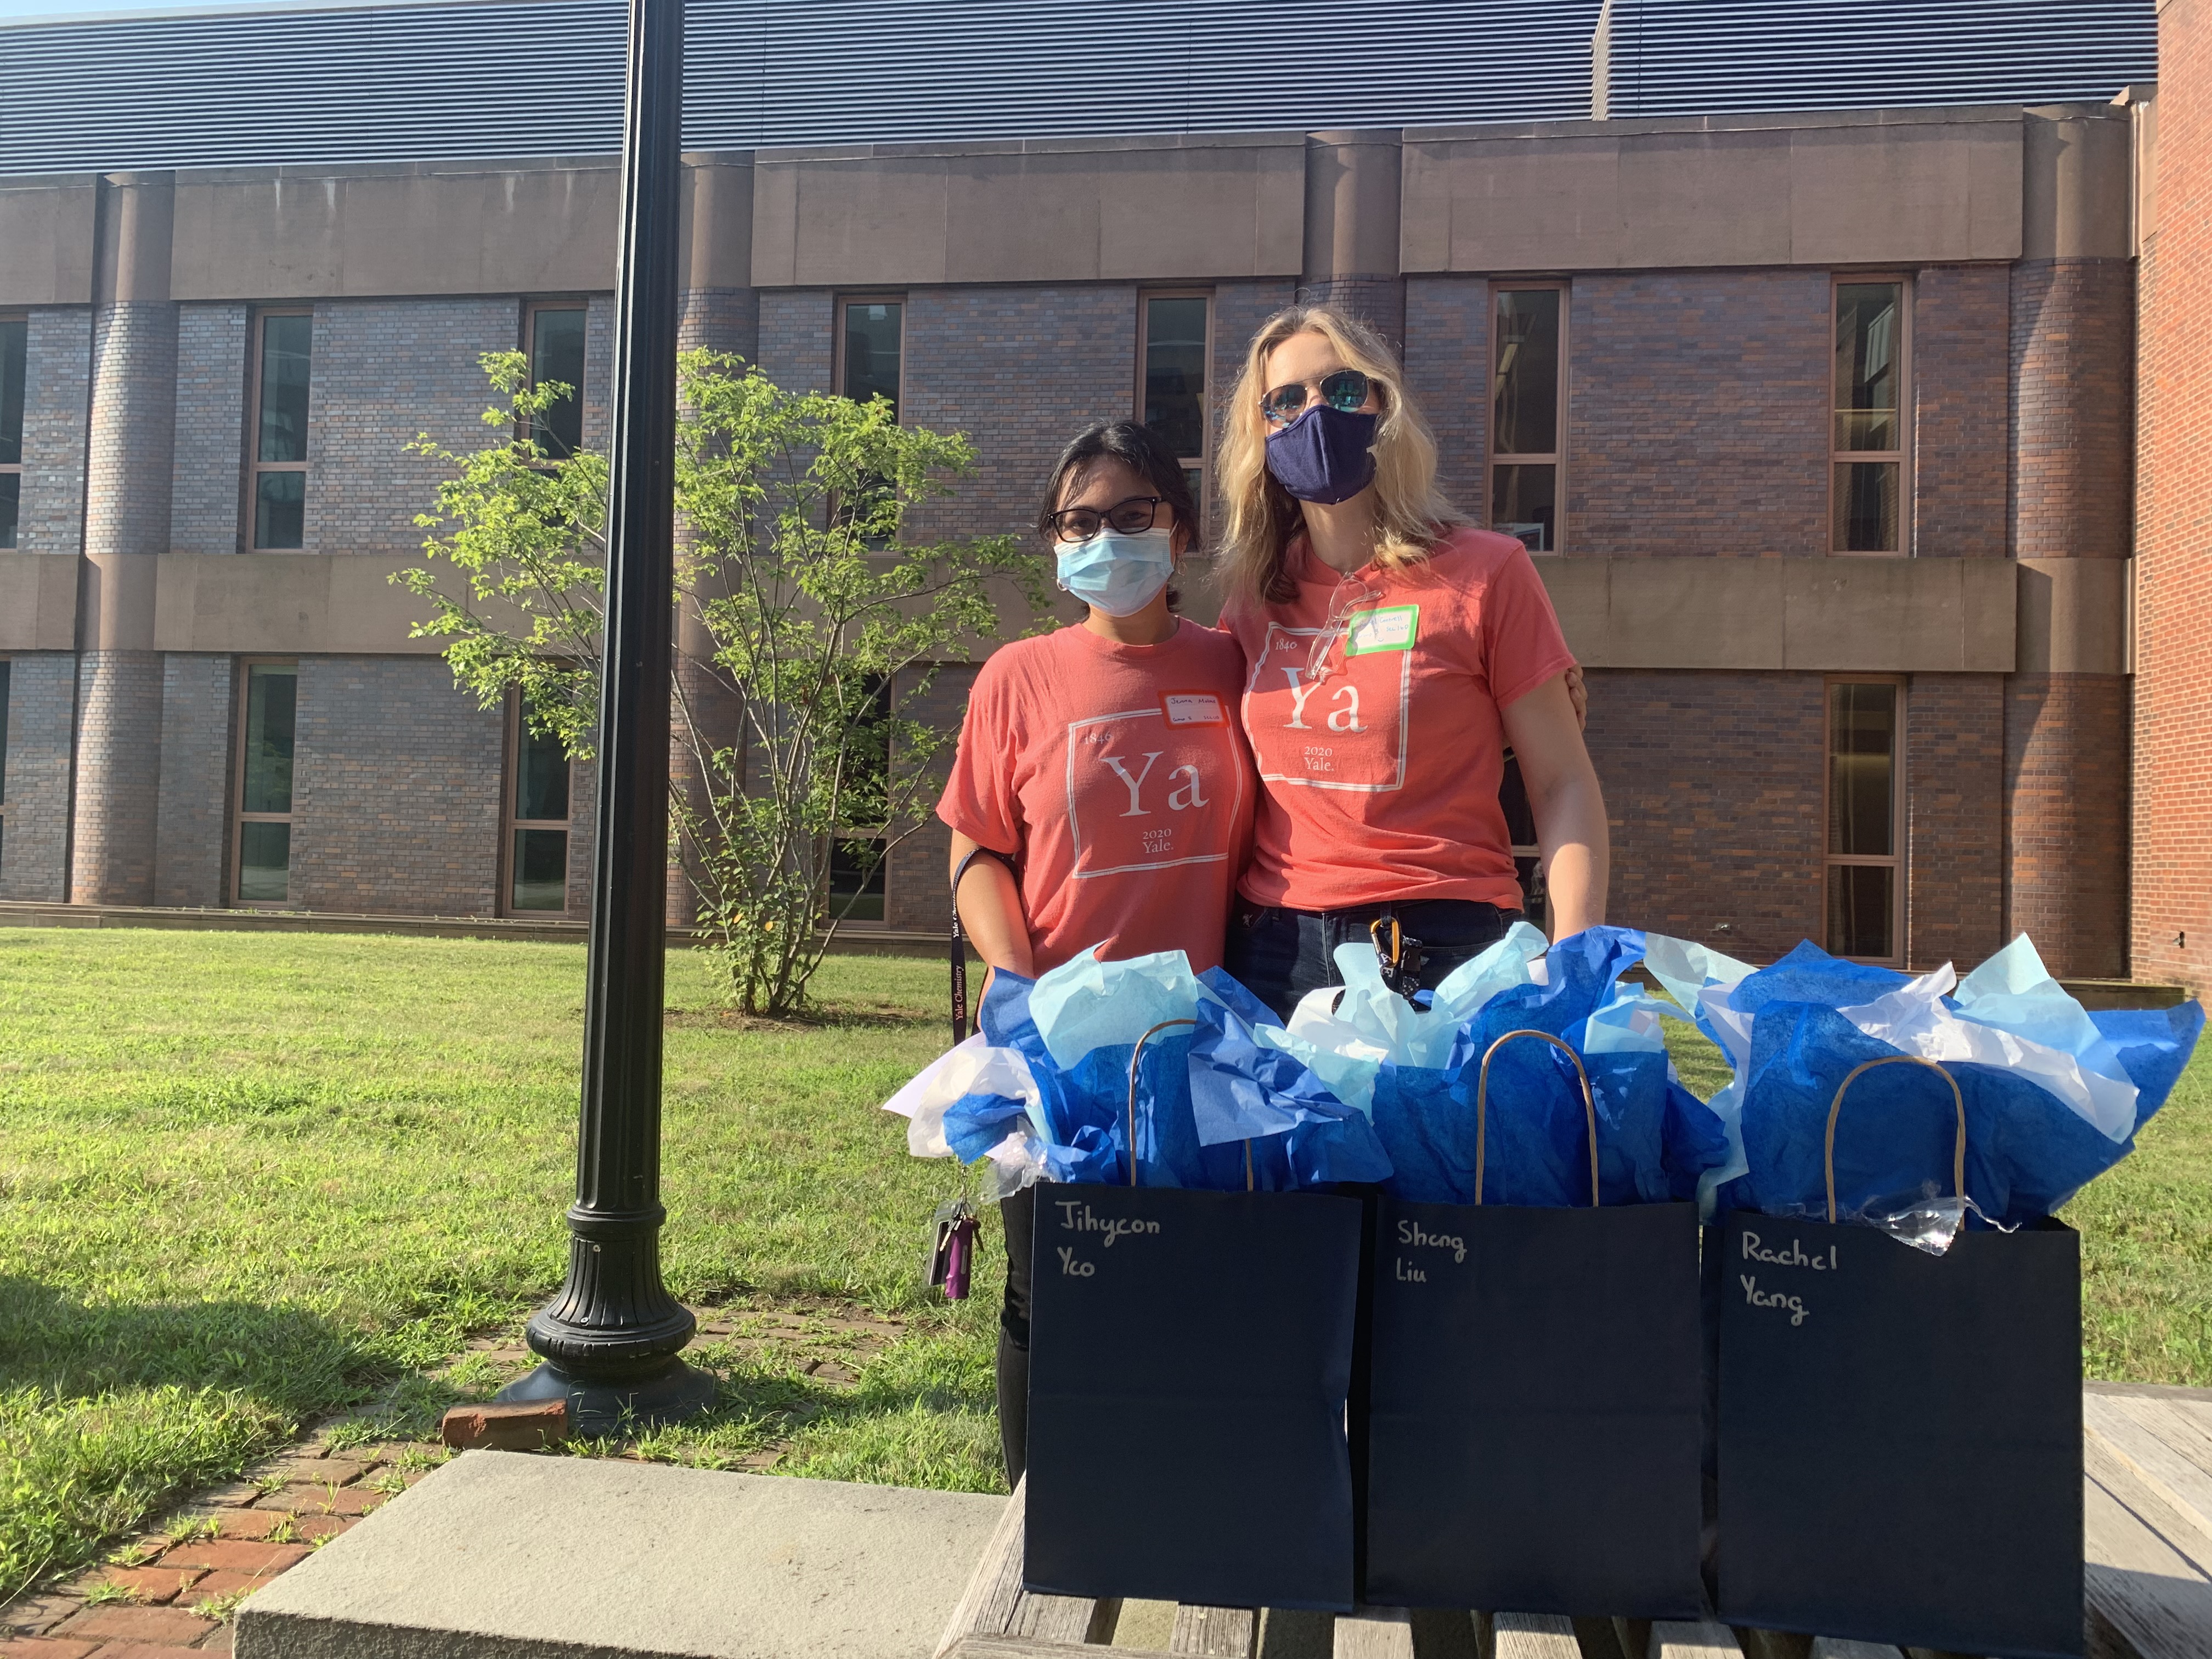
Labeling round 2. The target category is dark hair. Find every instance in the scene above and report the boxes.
[1033,420,1200,552]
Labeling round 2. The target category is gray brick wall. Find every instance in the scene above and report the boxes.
[170,303,250,556]
[18,308,89,556]
[583,294,615,455]
[0,652,75,901]
[84,302,178,562]
[290,656,505,914]
[1568,269,1831,557]
[1403,275,1491,519]
[304,298,521,558]
[153,652,235,906]
[756,289,834,396]
[70,649,166,904]
[904,284,1137,543]
[681,286,760,362]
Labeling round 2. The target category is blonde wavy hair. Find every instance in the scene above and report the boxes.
[1216,305,1466,608]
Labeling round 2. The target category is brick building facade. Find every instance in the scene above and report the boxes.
[0,90,2172,983]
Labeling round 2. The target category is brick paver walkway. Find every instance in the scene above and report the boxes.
[0,1438,435,1658]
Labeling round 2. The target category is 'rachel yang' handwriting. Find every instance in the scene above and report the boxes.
[1054,1202,1162,1245]
[1740,1274,1809,1325]
[1740,1231,1838,1271]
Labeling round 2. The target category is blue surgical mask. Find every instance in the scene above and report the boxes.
[1056,526,1176,617]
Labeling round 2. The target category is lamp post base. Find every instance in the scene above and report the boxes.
[494,1356,719,1438]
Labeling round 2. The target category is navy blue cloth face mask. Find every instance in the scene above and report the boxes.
[1264,404,1379,505]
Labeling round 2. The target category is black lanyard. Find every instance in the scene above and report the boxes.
[950,846,1017,1045]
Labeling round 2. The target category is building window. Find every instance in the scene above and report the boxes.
[1138,292,1210,515]
[828,838,887,923]
[235,662,298,904]
[1832,280,1908,554]
[1488,284,1565,554]
[0,317,25,549]
[526,302,588,459]
[1825,679,1903,963]
[838,298,903,419]
[249,312,312,549]
[506,698,572,913]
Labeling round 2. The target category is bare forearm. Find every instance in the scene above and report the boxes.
[949,831,1035,978]
[1532,771,1609,938]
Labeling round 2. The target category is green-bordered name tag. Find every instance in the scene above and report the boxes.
[1344,603,1419,656]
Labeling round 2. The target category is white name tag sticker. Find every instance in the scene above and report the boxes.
[1163,692,1226,726]
[1344,604,1419,656]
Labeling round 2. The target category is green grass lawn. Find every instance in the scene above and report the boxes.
[0,927,2205,1601]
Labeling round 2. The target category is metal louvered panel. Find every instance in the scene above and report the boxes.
[0,0,1602,174]
[1595,0,2156,117]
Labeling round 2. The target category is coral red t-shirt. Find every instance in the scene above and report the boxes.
[936,619,1255,974]
[1220,526,1577,913]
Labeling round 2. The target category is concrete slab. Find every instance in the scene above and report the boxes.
[235,1451,1008,1659]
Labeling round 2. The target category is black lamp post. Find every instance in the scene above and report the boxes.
[495,0,715,1436]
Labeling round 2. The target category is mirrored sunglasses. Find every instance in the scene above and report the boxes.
[1261,368,1373,428]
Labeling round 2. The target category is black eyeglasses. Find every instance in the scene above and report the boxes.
[1261,368,1373,428]
[1047,495,1165,544]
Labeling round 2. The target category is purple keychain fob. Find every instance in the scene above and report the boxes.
[928,1199,980,1301]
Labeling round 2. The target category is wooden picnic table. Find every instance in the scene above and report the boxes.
[936,1383,2212,1659]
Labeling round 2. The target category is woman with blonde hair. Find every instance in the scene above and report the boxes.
[1215,304,1607,1017]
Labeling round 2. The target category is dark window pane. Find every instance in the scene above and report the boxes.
[0,473,17,550]
[530,308,587,458]
[0,658,10,805]
[257,314,312,464]
[828,837,886,923]
[1143,296,1208,461]
[1827,863,1894,960]
[0,318,25,466]
[1827,682,1895,857]
[242,665,297,815]
[1833,460,1898,553]
[515,720,570,822]
[255,470,305,549]
[841,302,901,417]
[1492,289,1560,456]
[1491,462,1555,552]
[1834,283,1901,452]
[511,828,569,911]
[238,821,291,902]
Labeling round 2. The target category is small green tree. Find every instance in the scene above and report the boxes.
[398,349,1043,1014]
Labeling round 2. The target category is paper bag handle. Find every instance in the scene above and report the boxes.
[1823,1054,1967,1224]
[1474,1029,1601,1208]
[1127,1018,1198,1190]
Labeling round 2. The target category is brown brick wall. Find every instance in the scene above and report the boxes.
[2011,259,2136,560]
[1583,668,1826,962]
[1911,267,2012,558]
[1567,270,1831,556]
[2008,671,2130,980]
[1905,673,2007,970]
[885,661,979,935]
[2135,0,2212,990]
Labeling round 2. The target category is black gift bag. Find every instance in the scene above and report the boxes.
[1365,1029,1706,1616]
[1024,1023,1364,1610]
[1714,1056,2084,1659]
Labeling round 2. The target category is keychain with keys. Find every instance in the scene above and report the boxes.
[927,1198,979,1301]
[1370,916,1427,1003]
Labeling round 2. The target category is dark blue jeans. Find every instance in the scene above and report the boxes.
[1223,899,1516,1022]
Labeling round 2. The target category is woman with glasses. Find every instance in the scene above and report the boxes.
[1216,304,1607,1019]
[936,419,1253,1485]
